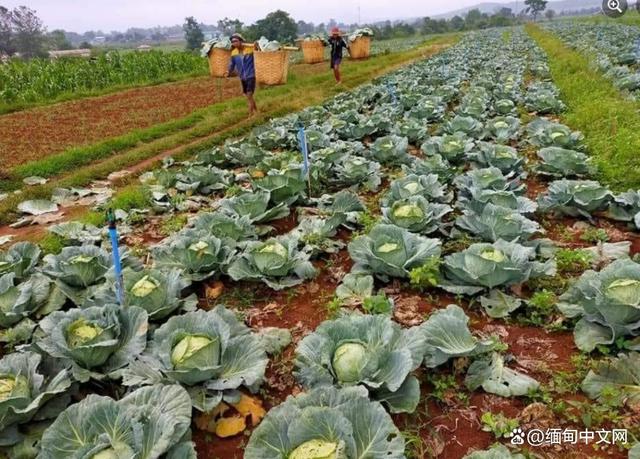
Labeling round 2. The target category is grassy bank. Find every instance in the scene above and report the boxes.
[526,23,640,190]
[0,34,458,225]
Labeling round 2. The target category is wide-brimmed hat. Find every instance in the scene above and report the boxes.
[230,33,245,42]
[330,27,341,36]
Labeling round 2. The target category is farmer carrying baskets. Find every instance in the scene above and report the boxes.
[224,33,259,117]
[327,27,350,85]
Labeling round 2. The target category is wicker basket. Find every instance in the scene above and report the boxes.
[207,48,231,77]
[301,40,325,64]
[254,50,291,85]
[349,36,371,59]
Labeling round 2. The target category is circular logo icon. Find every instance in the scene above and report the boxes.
[602,0,628,17]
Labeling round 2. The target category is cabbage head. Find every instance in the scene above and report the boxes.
[245,386,405,459]
[294,313,425,413]
[175,165,233,194]
[381,195,452,234]
[526,118,584,150]
[332,156,382,192]
[220,190,290,225]
[383,174,451,206]
[123,306,268,412]
[441,240,556,295]
[42,246,111,305]
[39,384,195,459]
[368,135,411,165]
[421,133,475,163]
[227,235,316,290]
[0,351,71,448]
[0,272,65,330]
[468,142,524,174]
[455,203,541,242]
[120,268,196,320]
[535,147,594,178]
[0,242,40,281]
[538,180,613,219]
[152,230,236,281]
[483,116,520,143]
[348,224,442,281]
[191,211,258,243]
[37,304,148,382]
[454,167,524,198]
[457,189,537,216]
[406,155,455,183]
[558,259,640,352]
[442,115,484,138]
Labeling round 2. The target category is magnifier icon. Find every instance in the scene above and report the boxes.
[608,0,623,13]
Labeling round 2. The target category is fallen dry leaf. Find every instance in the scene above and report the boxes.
[205,281,225,301]
[194,403,231,432]
[215,415,247,438]
[232,394,266,426]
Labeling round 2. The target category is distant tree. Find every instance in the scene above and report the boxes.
[217,17,243,36]
[0,6,14,55]
[497,7,514,17]
[246,10,298,43]
[150,31,166,41]
[183,16,204,50]
[48,29,72,50]
[297,20,315,35]
[450,15,465,31]
[11,6,47,58]
[545,9,556,20]
[524,0,548,20]
[78,40,92,49]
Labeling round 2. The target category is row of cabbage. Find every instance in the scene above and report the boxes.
[544,21,640,97]
[1,27,640,458]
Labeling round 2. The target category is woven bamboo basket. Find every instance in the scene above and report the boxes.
[207,48,231,77]
[349,36,371,59]
[254,50,291,85]
[301,40,325,64]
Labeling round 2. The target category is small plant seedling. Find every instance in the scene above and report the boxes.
[362,293,393,315]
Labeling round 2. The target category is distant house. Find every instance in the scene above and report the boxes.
[49,49,92,59]
[92,36,106,45]
[136,44,152,52]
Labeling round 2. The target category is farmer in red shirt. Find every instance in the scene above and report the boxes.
[327,27,350,84]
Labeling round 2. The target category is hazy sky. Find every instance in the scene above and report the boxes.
[1,0,517,33]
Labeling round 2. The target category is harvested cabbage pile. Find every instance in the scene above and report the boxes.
[201,37,232,57]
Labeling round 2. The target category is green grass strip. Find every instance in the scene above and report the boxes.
[526,24,640,191]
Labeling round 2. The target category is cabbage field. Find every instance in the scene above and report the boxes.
[2,24,640,459]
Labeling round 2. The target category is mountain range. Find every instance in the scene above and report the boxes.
[432,0,602,18]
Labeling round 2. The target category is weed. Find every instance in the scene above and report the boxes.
[409,257,441,291]
[480,412,519,439]
[324,296,342,318]
[38,234,65,255]
[555,248,593,275]
[160,214,188,236]
[110,185,151,212]
[425,373,469,405]
[580,227,609,244]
